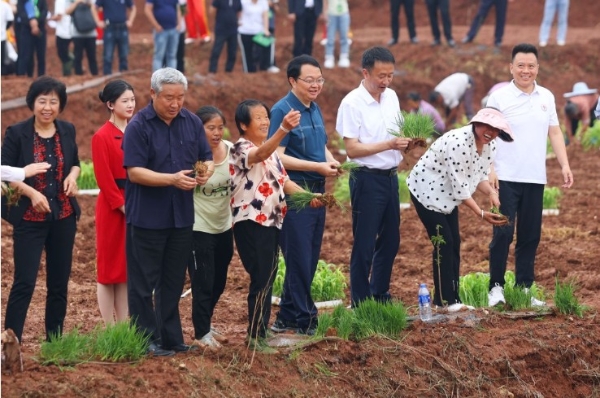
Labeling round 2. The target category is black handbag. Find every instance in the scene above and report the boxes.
[72,2,96,34]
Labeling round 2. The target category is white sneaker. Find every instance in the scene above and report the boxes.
[324,56,335,69]
[338,55,350,68]
[320,38,327,46]
[192,332,222,350]
[557,40,565,46]
[447,303,474,313]
[539,41,547,47]
[524,288,546,307]
[267,66,280,73]
[488,283,505,307]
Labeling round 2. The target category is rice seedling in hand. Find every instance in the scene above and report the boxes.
[388,111,435,153]
[490,204,510,224]
[193,160,208,177]
[336,161,360,174]
[76,160,98,190]
[2,183,22,211]
[288,189,345,211]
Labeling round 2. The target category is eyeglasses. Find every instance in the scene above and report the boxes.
[297,77,325,86]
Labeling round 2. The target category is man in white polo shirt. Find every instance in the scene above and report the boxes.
[486,43,574,307]
[429,72,475,127]
[336,46,410,307]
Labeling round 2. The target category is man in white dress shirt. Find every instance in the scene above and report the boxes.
[336,46,410,306]
[486,43,573,307]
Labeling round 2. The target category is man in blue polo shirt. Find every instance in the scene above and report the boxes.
[144,0,181,71]
[268,55,339,335]
[96,0,136,75]
[123,68,213,356]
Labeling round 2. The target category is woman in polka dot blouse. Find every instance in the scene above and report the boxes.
[407,107,514,311]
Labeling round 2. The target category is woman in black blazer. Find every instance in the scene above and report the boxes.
[2,76,81,343]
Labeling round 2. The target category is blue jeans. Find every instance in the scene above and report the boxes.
[325,13,350,57]
[103,23,130,75]
[539,0,569,44]
[152,28,179,71]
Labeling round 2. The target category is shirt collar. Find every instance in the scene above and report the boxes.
[286,91,313,111]
[509,79,540,97]
[142,101,187,121]
[357,80,386,105]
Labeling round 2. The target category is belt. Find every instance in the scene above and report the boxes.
[356,167,397,177]
[115,178,126,189]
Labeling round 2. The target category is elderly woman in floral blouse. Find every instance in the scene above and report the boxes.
[229,99,322,354]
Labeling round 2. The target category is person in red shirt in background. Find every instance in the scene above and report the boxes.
[185,0,210,43]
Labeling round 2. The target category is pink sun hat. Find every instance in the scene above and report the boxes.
[470,108,514,142]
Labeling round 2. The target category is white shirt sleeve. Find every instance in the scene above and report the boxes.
[1,165,26,182]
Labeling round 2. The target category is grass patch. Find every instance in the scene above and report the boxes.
[77,160,98,190]
[459,271,544,309]
[581,120,600,151]
[40,322,150,366]
[543,186,562,209]
[554,277,588,317]
[273,257,347,302]
[315,299,407,341]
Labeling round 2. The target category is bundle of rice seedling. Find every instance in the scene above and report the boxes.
[193,160,208,177]
[337,161,360,173]
[288,190,344,211]
[388,111,435,152]
[490,204,510,224]
[2,183,22,211]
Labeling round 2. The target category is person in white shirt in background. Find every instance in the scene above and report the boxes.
[0,0,15,75]
[49,0,74,76]
[429,72,475,127]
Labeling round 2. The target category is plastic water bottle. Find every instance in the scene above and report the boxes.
[418,283,433,321]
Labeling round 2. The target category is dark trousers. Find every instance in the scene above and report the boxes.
[56,36,73,76]
[238,33,270,73]
[4,215,77,342]
[278,183,326,328]
[465,0,508,45]
[73,37,98,75]
[176,31,185,73]
[349,169,400,306]
[102,23,129,75]
[489,181,544,290]
[233,221,279,338]
[16,24,46,77]
[188,229,233,339]
[126,224,191,348]
[425,0,453,42]
[390,0,417,41]
[293,8,318,56]
[209,32,238,73]
[411,194,461,306]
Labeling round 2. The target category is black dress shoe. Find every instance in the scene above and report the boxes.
[147,343,175,357]
[387,38,398,46]
[169,344,198,353]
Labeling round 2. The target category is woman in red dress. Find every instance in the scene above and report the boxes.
[92,80,135,324]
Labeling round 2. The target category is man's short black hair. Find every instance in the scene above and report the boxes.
[564,101,580,119]
[511,43,538,61]
[361,46,395,71]
[407,92,421,102]
[287,55,321,81]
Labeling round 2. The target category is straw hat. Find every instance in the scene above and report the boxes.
[563,82,598,98]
